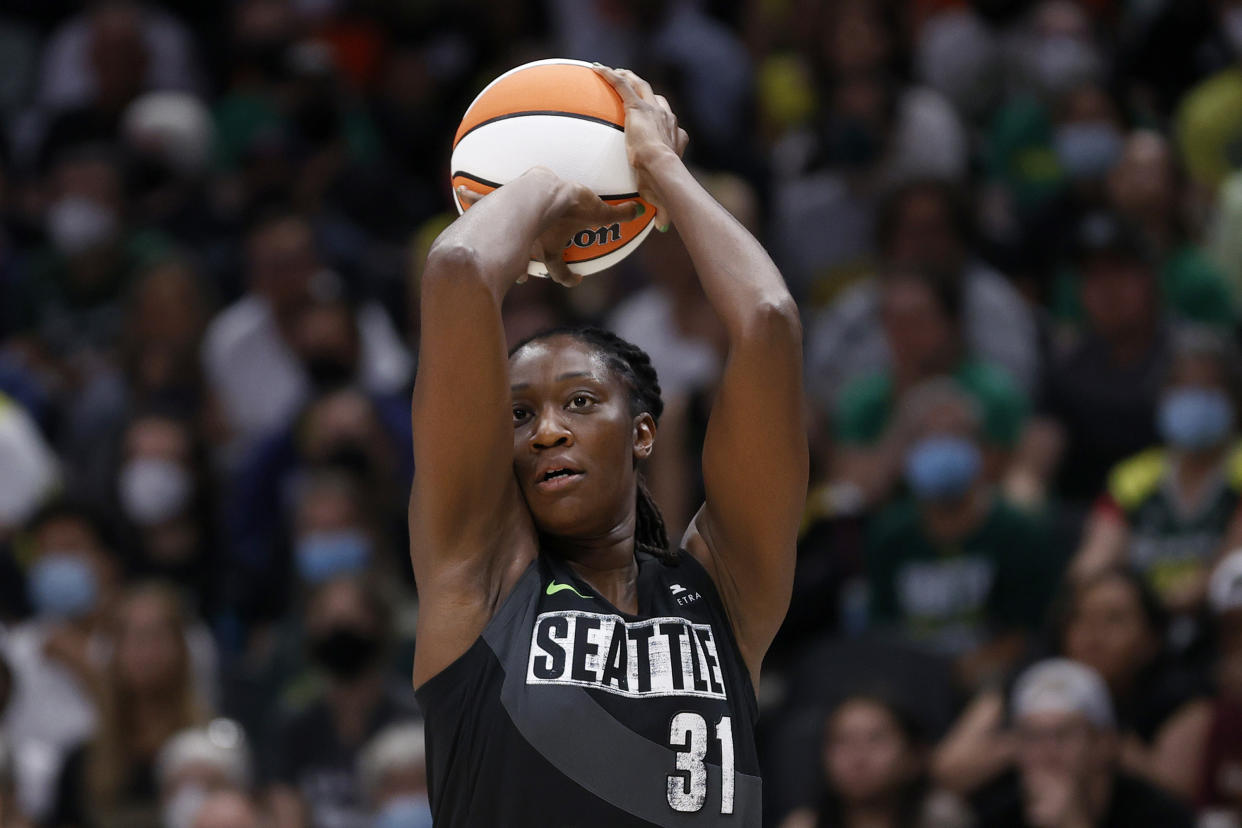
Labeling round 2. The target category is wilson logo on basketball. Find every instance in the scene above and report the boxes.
[566,224,622,249]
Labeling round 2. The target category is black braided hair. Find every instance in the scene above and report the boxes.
[510,325,675,563]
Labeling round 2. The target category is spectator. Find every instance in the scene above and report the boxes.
[1176,0,1242,193]
[934,568,1210,800]
[193,790,264,828]
[1,500,121,821]
[0,733,34,828]
[0,393,60,541]
[225,389,411,631]
[113,411,220,619]
[970,658,1194,827]
[1106,131,1234,331]
[1197,550,1242,817]
[780,694,970,828]
[157,719,253,828]
[357,722,431,828]
[47,582,212,828]
[201,213,410,447]
[1037,210,1173,509]
[806,178,1037,410]
[830,268,1028,510]
[1074,328,1242,619]
[265,576,417,828]
[865,381,1057,689]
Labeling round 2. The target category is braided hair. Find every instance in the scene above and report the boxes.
[510,325,675,564]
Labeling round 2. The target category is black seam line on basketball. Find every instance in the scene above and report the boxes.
[451,171,640,202]
[454,110,625,145]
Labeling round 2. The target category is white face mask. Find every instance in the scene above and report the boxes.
[163,784,208,828]
[1226,7,1242,55]
[120,457,192,526]
[46,196,119,256]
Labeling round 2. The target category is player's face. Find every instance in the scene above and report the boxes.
[509,337,648,539]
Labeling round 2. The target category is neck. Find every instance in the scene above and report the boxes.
[544,525,641,614]
[329,670,384,745]
[844,803,899,828]
[923,487,990,543]
[1105,324,1155,367]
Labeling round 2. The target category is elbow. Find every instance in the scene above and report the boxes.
[424,240,483,283]
[736,296,802,344]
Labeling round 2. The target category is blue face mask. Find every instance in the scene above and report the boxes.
[904,436,982,502]
[295,529,371,584]
[29,553,98,619]
[1054,122,1123,180]
[1159,388,1234,451]
[374,794,433,828]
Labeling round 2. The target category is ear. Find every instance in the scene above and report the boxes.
[633,413,656,460]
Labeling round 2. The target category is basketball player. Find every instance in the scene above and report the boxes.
[410,66,807,826]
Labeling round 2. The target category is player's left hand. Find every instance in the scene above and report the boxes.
[593,64,688,232]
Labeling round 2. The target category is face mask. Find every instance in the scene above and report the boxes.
[305,353,355,389]
[295,529,371,584]
[29,553,99,619]
[46,196,119,256]
[1159,388,1234,451]
[1226,7,1242,55]
[162,784,208,828]
[374,794,433,828]
[120,457,193,526]
[904,436,982,502]
[1054,122,1123,180]
[311,625,381,680]
[1031,34,1100,94]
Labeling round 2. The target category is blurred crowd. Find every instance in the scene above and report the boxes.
[5,0,1242,826]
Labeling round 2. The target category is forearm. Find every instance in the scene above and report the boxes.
[427,169,567,298]
[643,152,796,335]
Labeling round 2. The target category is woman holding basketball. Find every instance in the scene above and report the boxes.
[410,66,807,826]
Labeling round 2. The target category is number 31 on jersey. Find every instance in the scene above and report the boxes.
[667,713,734,814]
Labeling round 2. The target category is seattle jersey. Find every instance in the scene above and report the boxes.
[414,549,762,827]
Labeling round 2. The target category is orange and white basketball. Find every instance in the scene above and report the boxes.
[450,58,657,278]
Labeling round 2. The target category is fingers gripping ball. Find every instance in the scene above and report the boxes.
[450,58,657,278]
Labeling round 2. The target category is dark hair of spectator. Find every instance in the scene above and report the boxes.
[1053,566,1169,649]
[21,498,117,556]
[814,692,930,828]
[510,326,673,564]
[874,178,974,256]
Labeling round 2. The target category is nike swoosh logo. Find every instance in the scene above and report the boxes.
[546,580,590,599]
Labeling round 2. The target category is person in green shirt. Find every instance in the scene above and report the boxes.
[830,267,1028,510]
[865,382,1058,690]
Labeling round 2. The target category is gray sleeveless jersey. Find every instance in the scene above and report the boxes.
[415,550,762,826]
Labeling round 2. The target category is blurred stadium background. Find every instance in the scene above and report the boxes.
[5,0,1242,826]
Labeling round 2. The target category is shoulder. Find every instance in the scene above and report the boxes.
[1109,773,1195,827]
[1107,447,1168,510]
[834,371,894,440]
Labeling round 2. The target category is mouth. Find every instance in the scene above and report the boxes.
[534,466,585,493]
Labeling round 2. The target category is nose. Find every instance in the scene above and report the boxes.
[530,406,574,451]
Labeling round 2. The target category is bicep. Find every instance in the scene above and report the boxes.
[695,304,807,651]
[410,247,518,560]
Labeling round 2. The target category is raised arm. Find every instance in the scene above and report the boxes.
[411,168,639,682]
[597,68,808,676]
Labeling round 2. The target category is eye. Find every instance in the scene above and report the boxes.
[568,394,594,410]
[512,405,530,424]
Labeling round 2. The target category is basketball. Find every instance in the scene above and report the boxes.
[450,58,657,278]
